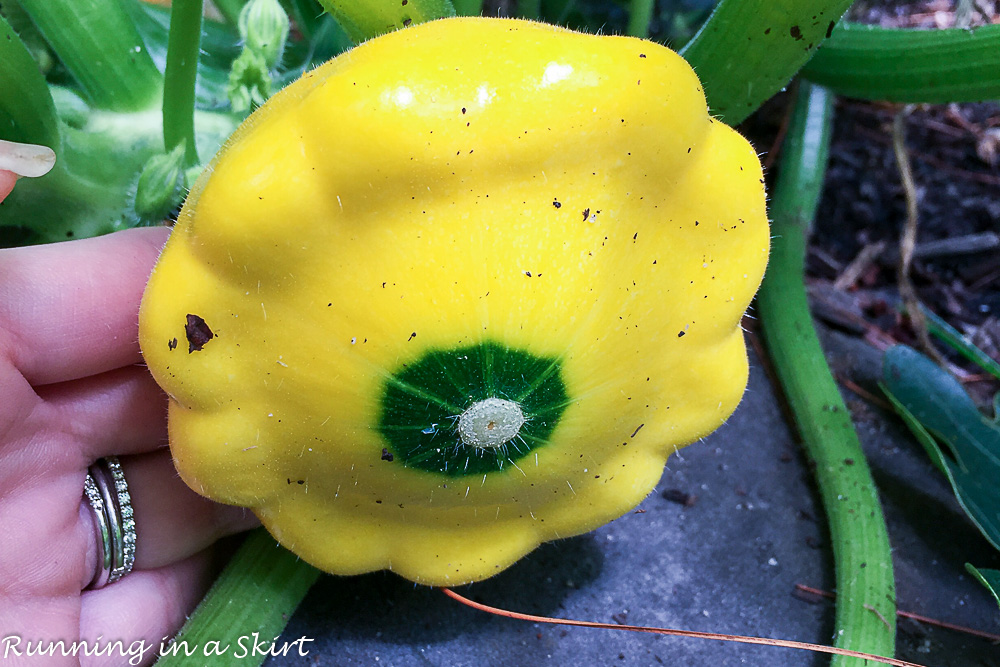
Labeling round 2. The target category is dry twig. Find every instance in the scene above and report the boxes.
[891,106,948,367]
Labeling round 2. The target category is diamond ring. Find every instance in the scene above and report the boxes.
[83,456,136,589]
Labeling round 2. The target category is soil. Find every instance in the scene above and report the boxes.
[808,99,1000,377]
[738,0,1000,410]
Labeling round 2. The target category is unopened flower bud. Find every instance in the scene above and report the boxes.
[134,142,185,223]
[228,49,272,114]
[238,0,289,70]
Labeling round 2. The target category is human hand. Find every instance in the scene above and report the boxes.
[0,168,258,665]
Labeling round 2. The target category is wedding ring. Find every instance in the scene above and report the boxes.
[83,456,136,589]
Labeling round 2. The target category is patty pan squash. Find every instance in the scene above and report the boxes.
[139,16,769,585]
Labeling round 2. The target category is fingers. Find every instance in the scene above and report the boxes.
[0,594,82,666]
[0,469,90,596]
[76,449,256,590]
[0,170,15,201]
[0,226,171,386]
[0,141,57,178]
[1,551,219,667]
[38,365,170,459]
[118,450,259,571]
[80,550,217,667]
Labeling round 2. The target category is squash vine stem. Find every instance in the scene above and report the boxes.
[757,80,897,665]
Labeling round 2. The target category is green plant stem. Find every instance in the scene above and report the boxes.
[317,0,455,44]
[757,81,897,665]
[16,0,161,112]
[626,0,654,38]
[164,0,205,164]
[155,530,321,667]
[680,0,853,124]
[803,22,1000,103]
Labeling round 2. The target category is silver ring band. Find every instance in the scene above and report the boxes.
[83,475,113,588]
[83,456,136,588]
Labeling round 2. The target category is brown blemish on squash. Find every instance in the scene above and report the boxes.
[185,314,214,353]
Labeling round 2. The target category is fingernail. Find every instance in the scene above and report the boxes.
[0,139,57,178]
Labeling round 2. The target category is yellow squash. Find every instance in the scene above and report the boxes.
[139,17,769,585]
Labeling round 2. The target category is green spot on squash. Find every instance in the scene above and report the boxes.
[378,341,568,476]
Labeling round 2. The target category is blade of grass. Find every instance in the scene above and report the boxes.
[155,529,321,666]
[803,22,1000,103]
[965,565,1000,609]
[679,0,854,124]
[757,80,897,665]
[17,0,162,112]
[917,304,1000,382]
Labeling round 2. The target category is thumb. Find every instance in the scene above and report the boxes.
[0,170,15,203]
[0,138,59,202]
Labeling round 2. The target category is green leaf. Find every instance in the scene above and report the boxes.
[17,0,162,112]
[277,14,353,82]
[0,0,56,75]
[155,529,320,667]
[215,0,250,26]
[279,0,323,39]
[0,13,60,149]
[679,0,854,125]
[803,22,1000,103]
[517,0,541,20]
[452,0,483,15]
[879,382,949,477]
[126,2,242,111]
[316,0,456,44]
[966,564,1000,610]
[882,345,1000,552]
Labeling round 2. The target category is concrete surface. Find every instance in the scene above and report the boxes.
[265,329,1000,666]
